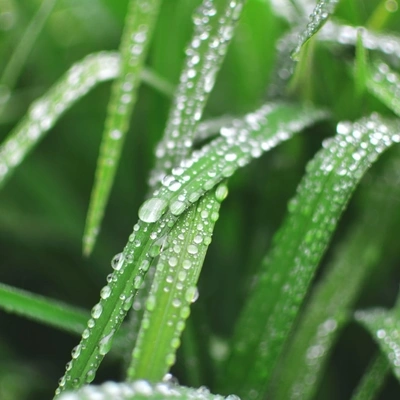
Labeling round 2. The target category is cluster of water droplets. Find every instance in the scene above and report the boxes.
[287,317,341,399]
[0,52,120,185]
[58,379,240,400]
[319,22,400,63]
[292,0,339,60]
[140,104,325,225]
[227,113,400,400]
[355,309,400,379]
[368,61,400,115]
[129,186,225,377]
[149,0,244,187]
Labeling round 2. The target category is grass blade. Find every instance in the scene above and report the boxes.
[83,0,162,256]
[365,60,400,117]
[0,282,88,335]
[58,380,239,400]
[222,114,400,400]
[127,0,245,381]
[127,189,224,381]
[149,0,245,188]
[0,52,120,189]
[350,353,389,400]
[292,0,339,61]
[55,103,325,396]
[355,298,400,382]
[272,148,400,400]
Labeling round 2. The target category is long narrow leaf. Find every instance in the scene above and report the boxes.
[83,0,162,256]
[273,147,400,400]
[0,52,119,189]
[0,282,88,335]
[350,353,389,400]
[55,103,325,396]
[149,0,245,187]
[223,114,400,400]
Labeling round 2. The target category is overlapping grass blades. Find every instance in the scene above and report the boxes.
[83,0,162,256]
[272,148,400,400]
[58,380,239,400]
[54,103,325,396]
[126,0,244,382]
[222,114,400,400]
[127,190,224,381]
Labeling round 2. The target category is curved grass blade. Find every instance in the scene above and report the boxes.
[0,282,88,335]
[292,0,339,61]
[350,353,389,400]
[127,187,225,381]
[0,52,120,189]
[272,148,400,400]
[365,60,400,117]
[149,0,245,188]
[222,114,400,400]
[0,51,172,191]
[58,380,239,400]
[355,298,400,381]
[0,0,57,113]
[83,0,162,256]
[55,103,325,396]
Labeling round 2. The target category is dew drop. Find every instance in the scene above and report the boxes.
[139,198,168,223]
[187,244,198,254]
[91,303,103,319]
[185,286,199,303]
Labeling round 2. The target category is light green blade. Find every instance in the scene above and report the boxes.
[222,114,400,400]
[83,0,162,256]
[0,52,119,189]
[350,353,389,400]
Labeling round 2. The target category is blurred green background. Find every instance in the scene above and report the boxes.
[1,0,400,398]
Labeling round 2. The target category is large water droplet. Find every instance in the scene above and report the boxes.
[139,198,168,223]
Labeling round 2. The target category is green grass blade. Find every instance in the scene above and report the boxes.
[273,148,400,400]
[0,0,57,113]
[83,0,162,256]
[0,52,120,189]
[292,0,339,61]
[355,29,368,98]
[0,282,88,335]
[55,103,325,396]
[149,0,245,188]
[58,380,239,400]
[222,114,400,400]
[350,353,389,400]
[127,188,224,381]
[355,300,400,382]
[365,60,400,118]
